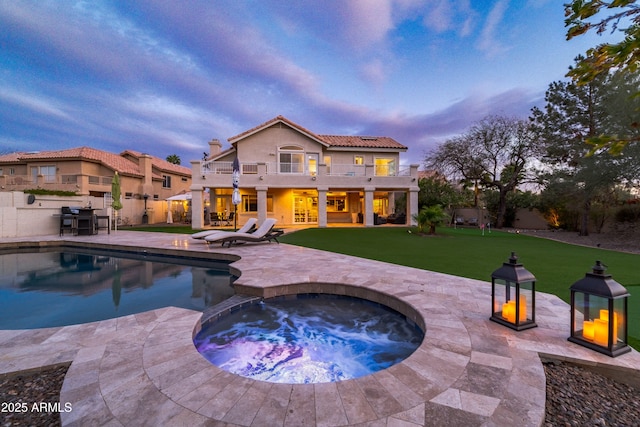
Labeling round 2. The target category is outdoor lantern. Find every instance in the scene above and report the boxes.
[568,261,631,357]
[490,252,537,331]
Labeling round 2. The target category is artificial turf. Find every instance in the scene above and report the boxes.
[279,226,640,345]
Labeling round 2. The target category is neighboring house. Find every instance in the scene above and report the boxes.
[190,116,419,228]
[0,147,191,224]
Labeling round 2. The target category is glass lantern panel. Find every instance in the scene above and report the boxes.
[496,279,520,324]
[492,279,506,314]
[518,282,534,322]
[493,278,509,319]
[612,298,626,347]
[575,293,609,345]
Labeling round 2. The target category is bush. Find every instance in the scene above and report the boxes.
[24,189,77,196]
[615,205,640,223]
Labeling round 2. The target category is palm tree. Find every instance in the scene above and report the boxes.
[166,154,181,165]
[412,205,446,235]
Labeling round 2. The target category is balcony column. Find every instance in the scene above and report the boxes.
[364,187,375,227]
[317,187,328,227]
[256,186,268,225]
[191,187,204,229]
[408,188,419,226]
[365,163,375,177]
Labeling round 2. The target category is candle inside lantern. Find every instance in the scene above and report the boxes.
[518,294,527,322]
[583,320,594,340]
[501,300,517,323]
[593,318,609,346]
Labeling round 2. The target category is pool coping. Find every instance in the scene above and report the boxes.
[1,232,639,426]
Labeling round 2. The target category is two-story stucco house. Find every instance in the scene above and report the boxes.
[190,116,419,229]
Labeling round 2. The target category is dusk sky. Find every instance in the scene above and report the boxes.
[0,1,617,166]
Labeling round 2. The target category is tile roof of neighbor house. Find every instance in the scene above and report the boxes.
[0,147,191,178]
[227,115,407,150]
[121,149,192,176]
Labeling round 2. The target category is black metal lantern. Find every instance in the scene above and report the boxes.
[568,261,631,357]
[490,252,537,331]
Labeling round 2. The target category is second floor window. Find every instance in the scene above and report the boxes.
[33,165,56,182]
[279,152,304,173]
[162,175,171,188]
[375,158,396,176]
[354,156,364,165]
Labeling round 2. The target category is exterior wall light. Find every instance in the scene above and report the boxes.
[311,176,316,181]
[490,252,537,331]
[568,261,631,357]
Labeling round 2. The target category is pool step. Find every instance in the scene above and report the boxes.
[200,294,261,325]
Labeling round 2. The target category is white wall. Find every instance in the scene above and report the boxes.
[0,192,105,237]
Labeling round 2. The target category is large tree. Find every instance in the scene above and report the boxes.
[531,66,640,235]
[564,0,640,153]
[425,116,540,228]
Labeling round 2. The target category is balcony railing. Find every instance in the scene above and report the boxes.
[201,161,408,177]
[0,174,114,190]
[201,161,259,174]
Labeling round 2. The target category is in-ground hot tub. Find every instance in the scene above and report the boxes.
[193,293,425,384]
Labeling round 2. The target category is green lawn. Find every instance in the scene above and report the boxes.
[279,226,640,347]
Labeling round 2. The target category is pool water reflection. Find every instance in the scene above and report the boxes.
[0,248,234,329]
[194,294,424,384]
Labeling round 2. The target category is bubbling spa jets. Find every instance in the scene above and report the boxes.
[194,293,424,384]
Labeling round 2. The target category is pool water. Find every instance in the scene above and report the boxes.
[194,294,424,384]
[0,248,234,329]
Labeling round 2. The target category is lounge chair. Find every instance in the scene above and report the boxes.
[204,218,283,247]
[191,218,257,240]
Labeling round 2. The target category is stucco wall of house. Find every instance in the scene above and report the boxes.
[236,125,321,163]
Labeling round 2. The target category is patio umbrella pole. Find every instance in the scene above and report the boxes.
[232,157,240,232]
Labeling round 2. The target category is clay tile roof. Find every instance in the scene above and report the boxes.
[228,115,407,151]
[121,150,191,176]
[318,135,407,150]
[0,146,191,177]
[0,152,22,162]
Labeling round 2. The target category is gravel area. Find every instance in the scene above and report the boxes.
[0,364,69,427]
[519,229,640,255]
[544,360,640,426]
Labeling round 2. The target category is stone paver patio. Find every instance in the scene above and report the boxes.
[1,231,639,426]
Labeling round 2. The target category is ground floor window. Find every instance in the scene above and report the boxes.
[373,196,389,215]
[242,194,274,212]
[326,192,348,212]
[293,191,318,223]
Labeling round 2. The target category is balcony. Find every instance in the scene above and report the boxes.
[0,174,114,193]
[197,161,418,188]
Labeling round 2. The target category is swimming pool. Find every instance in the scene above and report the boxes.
[0,247,235,329]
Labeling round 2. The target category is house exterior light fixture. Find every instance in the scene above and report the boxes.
[568,261,631,357]
[490,252,537,331]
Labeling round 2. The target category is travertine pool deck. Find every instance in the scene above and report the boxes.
[1,231,639,426]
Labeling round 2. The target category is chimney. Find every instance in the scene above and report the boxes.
[208,139,222,158]
[139,154,154,195]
